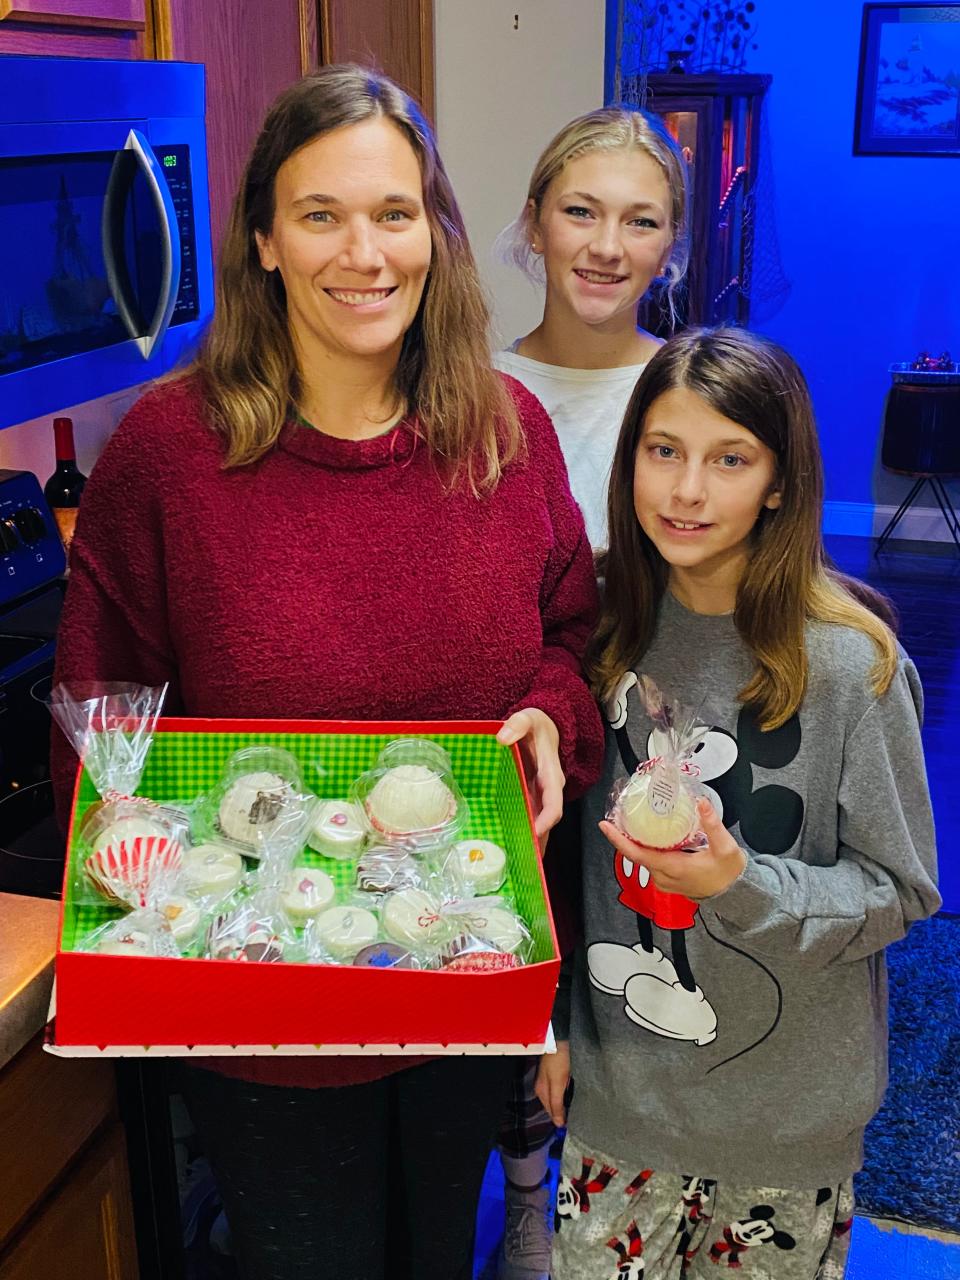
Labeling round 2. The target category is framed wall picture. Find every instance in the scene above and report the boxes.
[854,3,960,154]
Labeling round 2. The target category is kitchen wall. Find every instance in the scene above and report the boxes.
[433,0,606,347]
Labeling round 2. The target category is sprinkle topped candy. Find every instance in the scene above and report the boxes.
[279,867,335,924]
[352,941,416,969]
[162,896,202,944]
[181,844,244,900]
[313,905,378,961]
[446,839,507,894]
[308,799,367,860]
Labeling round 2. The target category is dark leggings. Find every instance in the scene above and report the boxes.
[181,1056,513,1280]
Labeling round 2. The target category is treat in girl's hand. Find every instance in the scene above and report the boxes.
[279,867,336,924]
[443,839,507,895]
[607,675,709,851]
[180,844,245,900]
[311,905,379,962]
[307,800,367,859]
[353,739,466,846]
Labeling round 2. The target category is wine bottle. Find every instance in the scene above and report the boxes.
[43,416,87,549]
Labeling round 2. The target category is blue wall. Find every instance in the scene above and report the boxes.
[753,1,960,518]
[609,0,960,521]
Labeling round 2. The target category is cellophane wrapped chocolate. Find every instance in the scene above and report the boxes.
[48,682,188,909]
[351,738,468,850]
[606,675,709,851]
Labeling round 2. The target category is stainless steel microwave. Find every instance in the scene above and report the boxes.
[0,55,214,430]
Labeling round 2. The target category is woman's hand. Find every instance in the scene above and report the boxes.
[497,708,564,837]
[599,796,747,900]
[535,1040,571,1127]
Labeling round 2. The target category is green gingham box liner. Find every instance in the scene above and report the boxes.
[61,729,553,962]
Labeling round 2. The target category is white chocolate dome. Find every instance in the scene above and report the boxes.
[365,766,456,836]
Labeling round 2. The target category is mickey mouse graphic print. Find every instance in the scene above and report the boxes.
[553,592,939,1205]
[552,1133,854,1280]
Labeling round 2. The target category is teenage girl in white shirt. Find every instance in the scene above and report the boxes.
[492,106,689,1280]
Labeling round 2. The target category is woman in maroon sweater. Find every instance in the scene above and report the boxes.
[53,65,603,1279]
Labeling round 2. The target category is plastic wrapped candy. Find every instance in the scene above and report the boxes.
[48,681,167,800]
[47,682,188,908]
[439,895,533,967]
[205,889,301,964]
[306,902,381,964]
[352,739,467,849]
[437,839,507,896]
[307,800,367,860]
[192,747,318,860]
[81,908,182,958]
[355,842,424,897]
[606,675,709,851]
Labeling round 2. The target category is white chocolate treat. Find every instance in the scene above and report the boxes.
[382,888,447,948]
[91,814,170,861]
[280,867,336,924]
[181,844,245,899]
[307,800,366,859]
[447,840,507,894]
[161,896,202,943]
[619,770,697,849]
[466,905,527,954]
[365,766,456,836]
[95,928,153,957]
[313,906,378,962]
[218,772,294,847]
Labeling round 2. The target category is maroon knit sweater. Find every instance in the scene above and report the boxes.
[52,373,603,1088]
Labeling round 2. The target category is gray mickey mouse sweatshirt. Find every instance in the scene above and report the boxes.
[553,591,940,1188]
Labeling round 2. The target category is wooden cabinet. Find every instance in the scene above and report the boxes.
[319,0,434,118]
[0,1035,139,1279]
[0,0,147,57]
[0,1124,138,1280]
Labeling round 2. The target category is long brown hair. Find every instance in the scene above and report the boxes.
[589,327,898,729]
[194,64,520,490]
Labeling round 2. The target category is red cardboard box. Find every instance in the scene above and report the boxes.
[51,719,560,1054]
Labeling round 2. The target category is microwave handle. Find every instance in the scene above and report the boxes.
[101,128,182,360]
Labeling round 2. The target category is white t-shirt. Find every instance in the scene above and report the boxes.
[493,348,647,550]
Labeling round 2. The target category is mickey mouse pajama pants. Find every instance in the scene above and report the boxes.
[552,1133,854,1280]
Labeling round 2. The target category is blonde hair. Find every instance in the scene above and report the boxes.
[501,106,688,323]
[194,64,521,492]
[589,327,899,729]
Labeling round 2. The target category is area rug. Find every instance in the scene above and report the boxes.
[855,914,960,1233]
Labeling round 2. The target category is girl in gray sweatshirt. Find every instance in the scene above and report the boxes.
[540,328,940,1280]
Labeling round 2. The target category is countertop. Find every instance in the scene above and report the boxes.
[0,893,59,1072]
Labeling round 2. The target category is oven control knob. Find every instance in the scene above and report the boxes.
[12,507,47,544]
[0,519,20,553]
